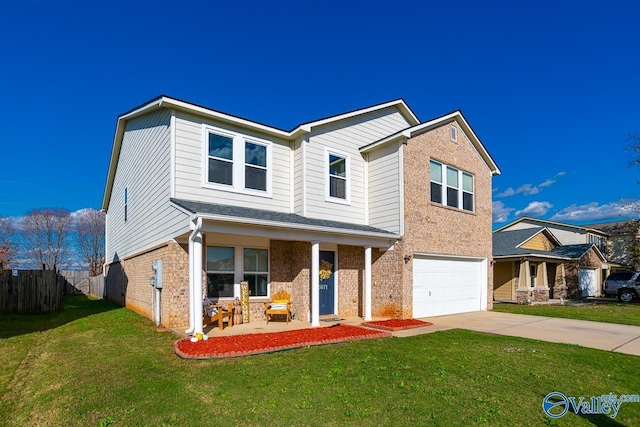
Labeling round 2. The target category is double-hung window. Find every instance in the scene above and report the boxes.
[204,125,272,196]
[325,148,350,203]
[206,246,235,298]
[206,245,270,299]
[243,248,269,297]
[207,133,234,186]
[430,159,474,212]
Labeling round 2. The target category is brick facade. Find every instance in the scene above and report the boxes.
[105,240,189,327]
[371,121,495,318]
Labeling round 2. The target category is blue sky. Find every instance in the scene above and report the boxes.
[1,0,639,227]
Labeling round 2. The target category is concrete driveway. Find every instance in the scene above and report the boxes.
[395,311,640,356]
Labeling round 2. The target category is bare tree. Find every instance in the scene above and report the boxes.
[0,216,15,269]
[75,209,105,276]
[22,208,73,270]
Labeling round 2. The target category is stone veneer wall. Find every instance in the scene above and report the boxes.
[104,240,189,327]
[269,240,311,322]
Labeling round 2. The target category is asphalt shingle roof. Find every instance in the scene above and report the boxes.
[170,198,397,236]
[493,227,593,259]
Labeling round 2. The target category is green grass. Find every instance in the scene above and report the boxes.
[493,301,640,326]
[2,296,640,426]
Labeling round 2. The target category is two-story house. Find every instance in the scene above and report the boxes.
[102,96,500,337]
[493,217,608,302]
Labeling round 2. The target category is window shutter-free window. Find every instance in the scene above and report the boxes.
[208,133,234,186]
[430,160,443,204]
[243,248,268,297]
[206,246,235,298]
[462,172,474,211]
[446,166,459,208]
[244,142,267,191]
[329,154,347,199]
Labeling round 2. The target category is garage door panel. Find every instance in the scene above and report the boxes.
[412,256,486,318]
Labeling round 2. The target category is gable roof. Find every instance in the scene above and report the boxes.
[584,220,640,236]
[102,96,420,210]
[494,217,609,236]
[493,228,604,261]
[359,110,500,176]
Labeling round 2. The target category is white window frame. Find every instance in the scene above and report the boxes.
[202,124,273,198]
[124,187,128,222]
[205,244,270,300]
[451,125,457,141]
[324,147,351,205]
[430,159,474,212]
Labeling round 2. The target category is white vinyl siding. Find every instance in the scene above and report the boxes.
[293,137,304,215]
[106,109,190,262]
[367,141,401,234]
[304,107,411,224]
[173,112,291,213]
[503,221,588,245]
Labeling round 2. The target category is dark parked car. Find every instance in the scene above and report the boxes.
[603,270,640,302]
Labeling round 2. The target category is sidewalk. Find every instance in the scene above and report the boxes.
[396,311,640,356]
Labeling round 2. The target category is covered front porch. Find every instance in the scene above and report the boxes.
[171,199,398,340]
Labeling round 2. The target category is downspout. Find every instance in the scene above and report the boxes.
[185,217,202,334]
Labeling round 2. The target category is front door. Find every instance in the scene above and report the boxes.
[319,251,335,315]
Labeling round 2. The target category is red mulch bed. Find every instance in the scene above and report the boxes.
[174,324,391,359]
[361,318,433,332]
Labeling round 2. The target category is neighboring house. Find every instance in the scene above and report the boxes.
[494,217,610,256]
[493,227,606,303]
[102,95,500,335]
[585,220,640,270]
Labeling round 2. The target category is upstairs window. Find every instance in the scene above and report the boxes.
[244,141,267,191]
[430,159,474,212]
[203,125,272,196]
[207,133,234,186]
[325,148,350,204]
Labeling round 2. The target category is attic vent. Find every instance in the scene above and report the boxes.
[451,125,457,141]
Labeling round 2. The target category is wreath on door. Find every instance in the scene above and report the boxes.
[319,260,333,280]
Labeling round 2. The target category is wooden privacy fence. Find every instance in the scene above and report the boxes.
[59,270,105,299]
[0,270,63,313]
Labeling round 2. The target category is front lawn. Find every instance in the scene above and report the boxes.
[1,296,639,426]
[493,300,640,326]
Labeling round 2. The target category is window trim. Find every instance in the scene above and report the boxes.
[430,159,475,212]
[202,124,273,198]
[205,244,270,300]
[324,147,351,205]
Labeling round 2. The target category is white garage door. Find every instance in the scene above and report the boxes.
[413,255,487,318]
[578,269,597,297]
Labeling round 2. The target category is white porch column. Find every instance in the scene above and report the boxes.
[364,246,372,321]
[311,241,320,327]
[193,230,204,335]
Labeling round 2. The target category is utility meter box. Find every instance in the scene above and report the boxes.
[151,259,163,289]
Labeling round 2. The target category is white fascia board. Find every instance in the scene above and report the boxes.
[516,227,562,248]
[194,212,399,241]
[159,97,291,139]
[494,254,574,261]
[292,99,420,135]
[359,131,410,153]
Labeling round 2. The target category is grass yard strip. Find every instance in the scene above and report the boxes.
[2,296,640,426]
[493,301,640,326]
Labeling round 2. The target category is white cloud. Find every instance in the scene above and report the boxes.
[493,201,515,223]
[550,200,640,222]
[495,172,566,198]
[515,201,553,217]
